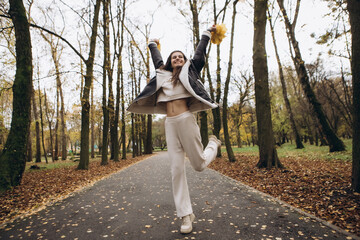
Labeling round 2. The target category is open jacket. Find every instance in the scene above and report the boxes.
[127,31,218,114]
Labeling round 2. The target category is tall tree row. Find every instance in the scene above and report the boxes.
[277,0,345,152]
[0,0,33,191]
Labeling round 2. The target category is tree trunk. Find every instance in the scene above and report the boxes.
[54,85,59,160]
[59,72,66,160]
[91,74,95,158]
[277,0,345,152]
[37,79,48,163]
[144,115,153,154]
[0,0,32,191]
[121,83,126,159]
[214,45,222,157]
[101,0,110,166]
[113,1,126,161]
[114,48,121,162]
[189,0,209,148]
[348,0,360,192]
[32,90,41,163]
[222,0,238,162]
[107,6,115,161]
[267,8,304,149]
[78,0,101,170]
[119,1,127,160]
[129,42,137,157]
[44,91,54,162]
[27,128,32,162]
[44,38,67,161]
[253,0,283,168]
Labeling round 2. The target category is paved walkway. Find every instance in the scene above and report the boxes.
[0,152,358,240]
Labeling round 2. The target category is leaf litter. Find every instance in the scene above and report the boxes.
[209,154,360,236]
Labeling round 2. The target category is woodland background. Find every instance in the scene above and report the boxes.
[0,0,359,236]
[0,0,353,162]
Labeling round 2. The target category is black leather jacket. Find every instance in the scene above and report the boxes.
[127,32,218,114]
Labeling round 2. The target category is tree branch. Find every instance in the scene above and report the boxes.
[30,23,86,63]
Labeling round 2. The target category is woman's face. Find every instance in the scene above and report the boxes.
[171,52,185,68]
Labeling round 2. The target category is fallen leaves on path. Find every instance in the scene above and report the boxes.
[209,154,360,236]
[0,155,149,225]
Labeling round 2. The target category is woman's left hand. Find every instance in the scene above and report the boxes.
[208,25,217,33]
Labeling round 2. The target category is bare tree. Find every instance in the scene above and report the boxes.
[125,16,153,156]
[40,31,67,160]
[253,0,283,168]
[101,0,110,165]
[37,77,48,163]
[232,72,253,148]
[44,90,55,162]
[32,88,41,162]
[77,0,102,169]
[118,0,127,159]
[267,2,304,149]
[222,0,238,162]
[209,0,231,155]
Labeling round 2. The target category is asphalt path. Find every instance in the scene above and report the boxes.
[0,152,357,240]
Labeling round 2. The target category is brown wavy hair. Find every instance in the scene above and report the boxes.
[160,50,188,86]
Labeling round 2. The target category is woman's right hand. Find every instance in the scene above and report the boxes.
[150,38,160,45]
[207,25,217,33]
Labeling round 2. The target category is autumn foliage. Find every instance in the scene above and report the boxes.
[209,154,360,236]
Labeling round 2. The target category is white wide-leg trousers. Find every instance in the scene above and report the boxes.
[165,111,219,217]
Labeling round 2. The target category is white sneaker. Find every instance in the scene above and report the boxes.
[180,213,195,234]
[209,135,221,148]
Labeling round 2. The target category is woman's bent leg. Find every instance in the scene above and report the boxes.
[165,118,193,218]
[178,113,220,171]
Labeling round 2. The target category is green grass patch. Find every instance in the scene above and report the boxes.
[25,156,101,172]
[222,138,352,162]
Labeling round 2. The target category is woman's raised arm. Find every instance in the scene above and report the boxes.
[148,39,164,69]
[192,26,216,72]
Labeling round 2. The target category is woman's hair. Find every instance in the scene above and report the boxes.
[160,50,187,86]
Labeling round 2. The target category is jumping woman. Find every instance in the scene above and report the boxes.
[127,26,221,234]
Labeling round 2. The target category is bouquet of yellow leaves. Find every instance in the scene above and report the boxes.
[211,24,227,45]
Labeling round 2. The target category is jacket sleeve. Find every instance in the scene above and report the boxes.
[148,42,164,69]
[192,31,211,73]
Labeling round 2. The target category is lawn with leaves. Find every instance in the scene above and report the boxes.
[0,154,150,225]
[210,140,359,236]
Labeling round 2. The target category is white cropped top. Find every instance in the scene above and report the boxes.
[156,70,192,103]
